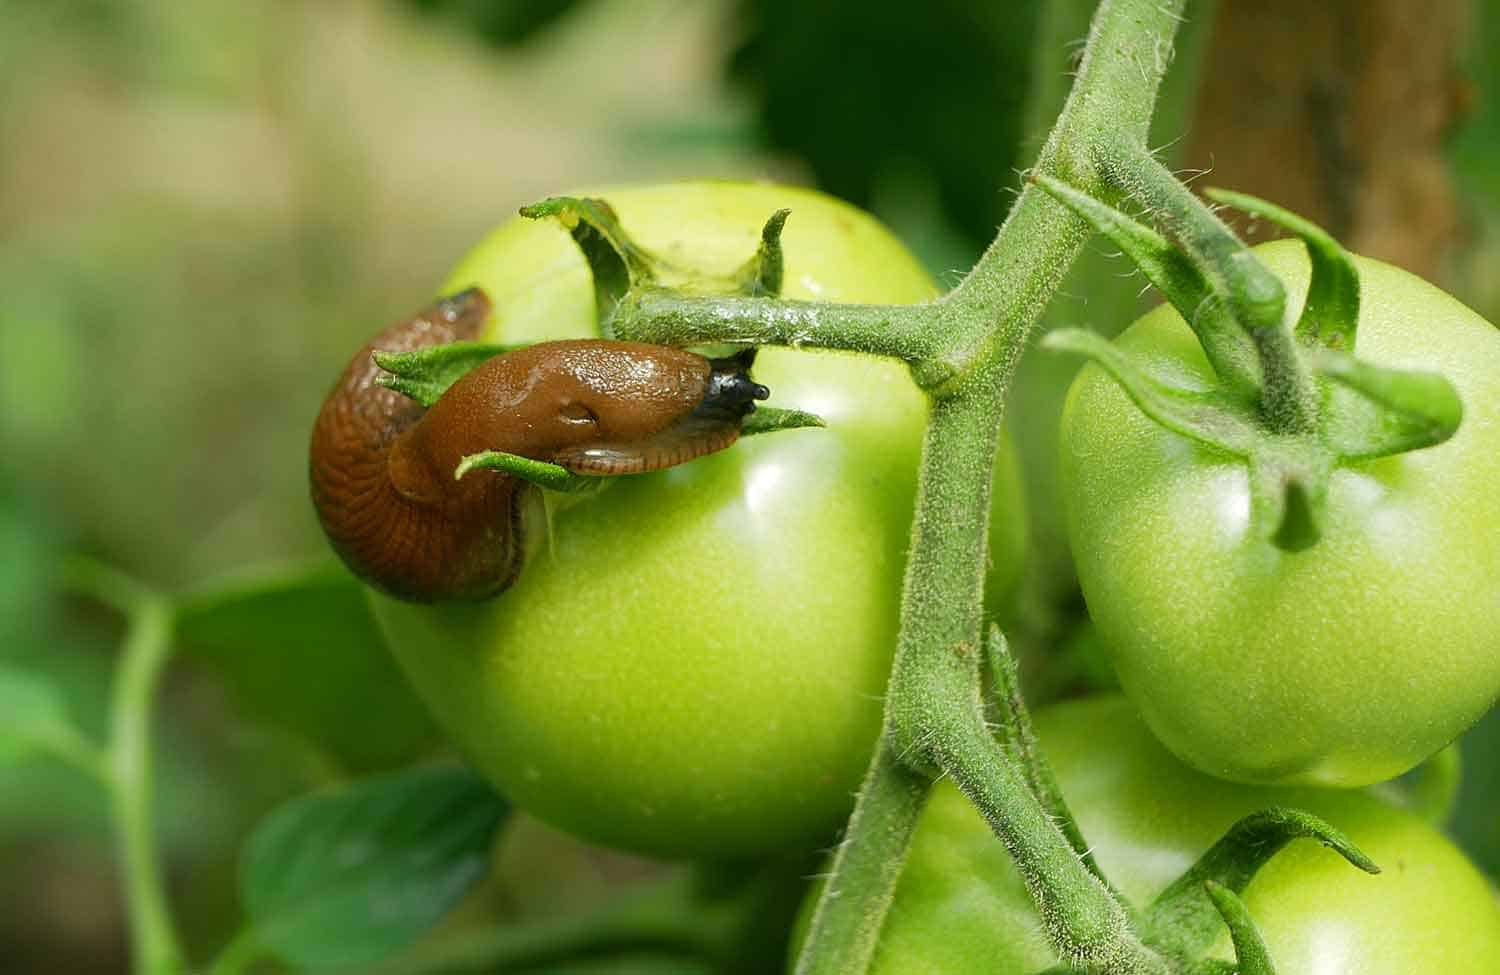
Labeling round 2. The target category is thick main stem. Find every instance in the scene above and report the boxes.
[888,391,1165,973]
[798,0,1190,970]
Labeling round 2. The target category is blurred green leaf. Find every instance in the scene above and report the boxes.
[241,763,509,969]
[0,484,58,656]
[176,560,442,774]
[0,664,89,767]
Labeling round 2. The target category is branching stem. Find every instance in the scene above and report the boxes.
[789,0,1191,969]
[63,558,186,975]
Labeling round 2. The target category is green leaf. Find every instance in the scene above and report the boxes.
[454,450,605,493]
[1204,881,1278,975]
[1144,807,1377,959]
[733,208,790,297]
[0,664,102,776]
[1042,328,1259,455]
[372,342,517,408]
[242,763,509,969]
[176,560,441,773]
[1316,350,1463,459]
[1206,188,1360,352]
[521,196,659,328]
[739,406,825,437]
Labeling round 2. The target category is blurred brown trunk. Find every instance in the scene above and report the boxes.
[1182,0,1472,278]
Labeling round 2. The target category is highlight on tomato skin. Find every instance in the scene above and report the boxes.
[369,180,1030,860]
[1058,240,1500,789]
[794,695,1500,975]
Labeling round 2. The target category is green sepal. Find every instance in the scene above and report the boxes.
[1043,328,1258,456]
[734,208,790,297]
[1034,174,1263,397]
[740,406,824,437]
[985,625,1113,891]
[1207,188,1360,352]
[1143,807,1377,960]
[1316,350,1463,459]
[372,341,518,408]
[454,451,603,494]
[1045,310,1333,554]
[1246,447,1330,552]
[520,196,659,327]
[1203,881,1278,975]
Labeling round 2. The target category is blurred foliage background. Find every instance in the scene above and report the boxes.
[2,0,1499,971]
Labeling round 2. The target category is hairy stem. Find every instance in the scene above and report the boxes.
[1100,145,1321,431]
[888,392,1165,973]
[800,0,1190,970]
[793,739,930,975]
[611,291,943,365]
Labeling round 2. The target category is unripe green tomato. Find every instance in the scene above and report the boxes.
[800,695,1500,973]
[372,182,1027,859]
[1061,240,1500,786]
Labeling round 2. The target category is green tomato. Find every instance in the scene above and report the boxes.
[821,695,1500,973]
[372,182,1027,859]
[1061,240,1500,787]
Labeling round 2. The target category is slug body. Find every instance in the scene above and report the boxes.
[310,288,766,602]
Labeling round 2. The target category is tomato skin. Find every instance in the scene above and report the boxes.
[371,182,1027,859]
[830,695,1500,974]
[1060,240,1500,787]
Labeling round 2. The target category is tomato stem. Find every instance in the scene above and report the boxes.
[792,739,930,975]
[1101,147,1323,435]
[62,558,188,975]
[798,0,1196,971]
[611,289,945,365]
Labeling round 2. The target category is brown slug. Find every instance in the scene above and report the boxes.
[309,287,767,602]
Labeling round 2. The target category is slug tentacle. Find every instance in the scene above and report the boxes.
[310,289,764,602]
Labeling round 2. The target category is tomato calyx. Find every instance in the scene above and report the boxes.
[518,192,828,440]
[370,197,826,494]
[1032,175,1462,551]
[986,636,1379,975]
[519,194,792,330]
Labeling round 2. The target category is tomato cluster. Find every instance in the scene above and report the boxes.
[342,180,1500,961]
